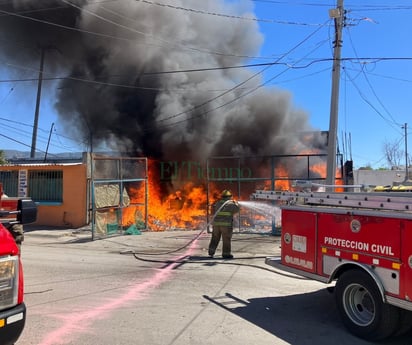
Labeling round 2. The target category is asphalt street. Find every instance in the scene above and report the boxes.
[15,227,412,345]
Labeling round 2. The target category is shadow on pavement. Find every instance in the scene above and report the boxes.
[204,289,411,345]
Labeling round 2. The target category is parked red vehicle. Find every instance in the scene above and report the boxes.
[253,189,412,341]
[0,192,37,345]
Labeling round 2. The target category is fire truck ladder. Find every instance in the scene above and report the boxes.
[252,190,412,212]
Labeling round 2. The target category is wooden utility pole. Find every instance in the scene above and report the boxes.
[31,47,46,158]
[326,0,344,187]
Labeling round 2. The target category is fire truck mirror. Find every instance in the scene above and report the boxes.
[17,199,37,224]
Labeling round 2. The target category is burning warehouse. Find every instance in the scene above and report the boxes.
[0,1,334,234]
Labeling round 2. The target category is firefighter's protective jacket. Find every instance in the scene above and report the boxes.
[212,199,240,226]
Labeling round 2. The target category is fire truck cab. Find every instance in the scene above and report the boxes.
[253,189,412,341]
[0,189,37,345]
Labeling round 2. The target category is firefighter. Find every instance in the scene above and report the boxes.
[208,189,240,259]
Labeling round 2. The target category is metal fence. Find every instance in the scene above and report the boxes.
[91,155,148,240]
[206,153,343,234]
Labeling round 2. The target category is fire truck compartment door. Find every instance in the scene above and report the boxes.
[281,209,316,274]
[401,219,412,301]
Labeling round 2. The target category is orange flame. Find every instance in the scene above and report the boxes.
[120,160,210,231]
[274,165,292,190]
[120,156,344,231]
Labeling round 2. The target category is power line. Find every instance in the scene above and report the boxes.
[0,131,64,157]
[250,0,412,11]
[60,0,270,60]
[0,6,276,62]
[152,19,331,129]
[250,1,333,6]
[343,69,402,133]
[134,0,324,26]
[347,4,412,12]
[1,57,410,88]
[0,2,320,62]
[345,26,401,127]
[0,132,36,150]
[1,0,410,163]
[0,86,14,104]
[0,117,85,152]
[343,66,412,84]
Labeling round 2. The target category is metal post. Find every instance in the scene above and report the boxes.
[43,122,54,162]
[404,123,409,181]
[145,158,148,230]
[31,48,45,158]
[326,0,344,188]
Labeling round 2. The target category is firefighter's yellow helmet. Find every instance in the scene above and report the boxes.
[221,190,232,198]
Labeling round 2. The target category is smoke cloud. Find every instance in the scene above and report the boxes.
[0,0,325,162]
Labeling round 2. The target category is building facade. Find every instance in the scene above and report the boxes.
[0,161,88,228]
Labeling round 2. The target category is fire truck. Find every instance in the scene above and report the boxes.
[253,187,412,341]
[0,188,37,345]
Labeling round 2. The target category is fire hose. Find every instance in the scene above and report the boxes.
[123,200,307,279]
[120,199,233,258]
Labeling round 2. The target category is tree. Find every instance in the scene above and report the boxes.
[383,140,404,169]
[0,150,8,165]
[358,165,373,170]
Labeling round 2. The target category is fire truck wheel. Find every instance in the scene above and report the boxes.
[335,269,400,341]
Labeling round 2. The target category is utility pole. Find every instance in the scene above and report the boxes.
[326,0,344,188]
[31,47,46,158]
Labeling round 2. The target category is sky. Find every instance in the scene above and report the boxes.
[250,0,412,169]
[0,0,410,170]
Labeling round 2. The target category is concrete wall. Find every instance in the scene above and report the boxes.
[353,169,406,187]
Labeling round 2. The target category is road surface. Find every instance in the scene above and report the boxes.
[16,228,412,345]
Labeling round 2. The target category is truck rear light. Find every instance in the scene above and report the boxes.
[0,255,19,309]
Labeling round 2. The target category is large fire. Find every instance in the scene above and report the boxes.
[117,156,344,232]
[120,160,211,231]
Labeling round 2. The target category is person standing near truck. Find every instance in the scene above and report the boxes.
[208,190,240,259]
[1,186,24,251]
[6,223,24,251]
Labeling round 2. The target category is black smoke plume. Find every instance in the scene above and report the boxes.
[0,0,326,163]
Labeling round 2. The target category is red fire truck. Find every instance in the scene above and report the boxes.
[253,189,412,341]
[0,193,37,345]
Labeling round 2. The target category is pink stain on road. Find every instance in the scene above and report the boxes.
[39,237,201,345]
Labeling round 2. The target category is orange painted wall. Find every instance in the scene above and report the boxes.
[38,164,87,228]
[0,164,88,228]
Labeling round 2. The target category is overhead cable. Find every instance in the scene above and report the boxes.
[134,0,324,26]
[60,0,269,60]
[152,19,331,129]
[345,26,402,129]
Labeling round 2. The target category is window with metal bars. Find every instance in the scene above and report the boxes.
[29,170,63,203]
[0,171,19,196]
